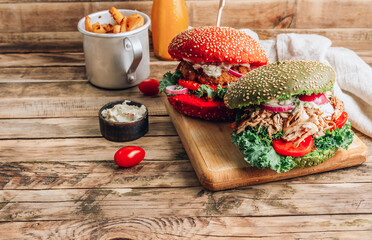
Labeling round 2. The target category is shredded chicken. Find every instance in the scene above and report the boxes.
[283,106,328,146]
[234,93,343,147]
[330,96,344,121]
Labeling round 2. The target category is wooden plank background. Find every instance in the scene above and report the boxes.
[0,0,372,238]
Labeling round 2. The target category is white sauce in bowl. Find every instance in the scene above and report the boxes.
[101,100,147,123]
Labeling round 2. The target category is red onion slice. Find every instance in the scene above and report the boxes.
[227,68,243,77]
[261,103,295,112]
[223,66,243,78]
[166,85,188,95]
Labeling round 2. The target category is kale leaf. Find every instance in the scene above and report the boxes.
[231,122,354,173]
[232,126,295,173]
[158,69,183,94]
[194,84,230,100]
[195,85,215,98]
[315,121,354,150]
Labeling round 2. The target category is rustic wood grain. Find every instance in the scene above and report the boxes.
[0,215,371,239]
[0,65,175,83]
[0,116,177,139]
[0,1,293,33]
[1,0,371,33]
[1,183,372,221]
[189,0,296,29]
[0,81,148,98]
[2,29,372,53]
[1,159,372,191]
[0,214,372,239]
[0,32,83,53]
[0,49,370,70]
[296,0,372,28]
[0,97,168,118]
[0,67,87,82]
[0,160,199,190]
[0,78,176,118]
[0,82,171,118]
[0,136,187,162]
[0,52,178,69]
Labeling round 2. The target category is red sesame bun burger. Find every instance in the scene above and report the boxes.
[159,26,268,121]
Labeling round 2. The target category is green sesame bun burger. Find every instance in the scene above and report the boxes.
[224,60,354,173]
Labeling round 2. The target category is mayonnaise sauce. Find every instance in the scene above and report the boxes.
[101,100,147,123]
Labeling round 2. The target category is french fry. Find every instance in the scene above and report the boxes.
[113,25,121,34]
[109,7,124,24]
[102,24,114,33]
[85,16,93,32]
[92,22,106,34]
[84,7,144,34]
[126,13,145,31]
[120,16,127,33]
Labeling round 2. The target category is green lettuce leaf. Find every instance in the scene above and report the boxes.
[158,69,183,94]
[231,121,354,173]
[158,70,230,100]
[193,84,230,100]
[315,121,354,150]
[232,126,295,173]
[194,85,215,98]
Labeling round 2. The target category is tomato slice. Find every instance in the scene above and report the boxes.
[178,79,201,90]
[298,93,328,105]
[273,136,314,157]
[178,79,226,91]
[330,111,348,131]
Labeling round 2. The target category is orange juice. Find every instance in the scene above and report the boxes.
[151,0,189,60]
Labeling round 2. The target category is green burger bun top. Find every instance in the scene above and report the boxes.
[224,60,335,109]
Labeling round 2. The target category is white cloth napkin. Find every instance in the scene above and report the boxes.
[241,30,372,138]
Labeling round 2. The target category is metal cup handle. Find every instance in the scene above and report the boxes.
[123,36,143,83]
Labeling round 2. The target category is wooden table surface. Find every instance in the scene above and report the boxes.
[1,0,372,239]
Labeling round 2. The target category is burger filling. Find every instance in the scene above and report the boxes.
[232,91,354,173]
[179,60,251,85]
[236,92,343,146]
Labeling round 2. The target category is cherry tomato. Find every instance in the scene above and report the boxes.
[114,146,145,167]
[330,111,348,131]
[139,79,159,96]
[273,136,314,157]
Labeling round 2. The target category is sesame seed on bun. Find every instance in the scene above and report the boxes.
[168,26,268,66]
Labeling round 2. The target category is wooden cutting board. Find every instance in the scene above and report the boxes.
[164,100,368,191]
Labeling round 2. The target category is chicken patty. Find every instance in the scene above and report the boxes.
[180,61,250,85]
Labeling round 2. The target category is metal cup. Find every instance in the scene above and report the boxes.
[77,10,151,89]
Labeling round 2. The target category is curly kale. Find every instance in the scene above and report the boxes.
[193,84,229,100]
[232,122,354,173]
[315,121,354,150]
[158,69,230,100]
[158,70,183,94]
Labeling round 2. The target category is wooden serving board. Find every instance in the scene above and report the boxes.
[165,100,368,191]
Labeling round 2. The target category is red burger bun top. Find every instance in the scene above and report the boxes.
[168,26,268,66]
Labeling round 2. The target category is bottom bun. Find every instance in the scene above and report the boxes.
[167,94,236,121]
